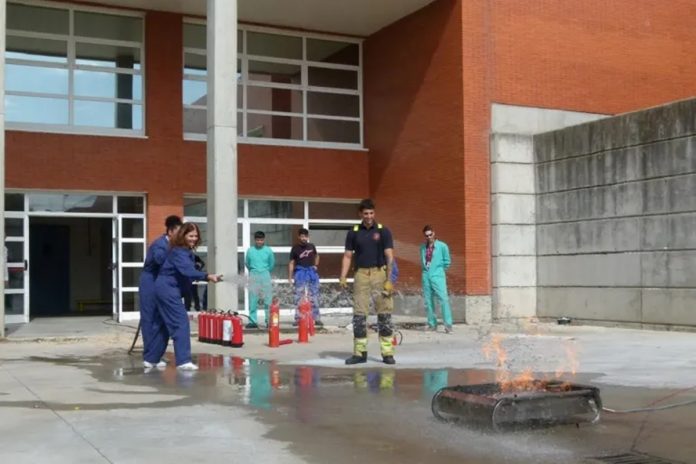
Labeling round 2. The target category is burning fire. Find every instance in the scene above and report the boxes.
[482,333,578,393]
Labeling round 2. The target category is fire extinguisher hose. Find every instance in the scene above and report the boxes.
[127,320,141,355]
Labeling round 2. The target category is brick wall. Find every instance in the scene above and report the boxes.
[5,10,369,243]
[492,0,696,113]
[364,0,467,292]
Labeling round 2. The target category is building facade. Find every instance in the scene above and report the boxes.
[3,0,696,332]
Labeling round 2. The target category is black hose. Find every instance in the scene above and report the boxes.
[602,385,696,413]
[602,399,696,414]
[127,320,141,355]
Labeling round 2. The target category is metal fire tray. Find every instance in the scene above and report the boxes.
[431,380,602,431]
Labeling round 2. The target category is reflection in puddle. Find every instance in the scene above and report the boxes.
[11,353,696,464]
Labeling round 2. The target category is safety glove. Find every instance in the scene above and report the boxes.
[383,280,394,296]
[339,276,349,289]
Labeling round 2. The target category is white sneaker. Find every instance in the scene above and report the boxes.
[177,362,199,371]
[143,359,168,369]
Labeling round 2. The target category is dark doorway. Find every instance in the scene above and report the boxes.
[30,224,70,316]
[29,217,112,317]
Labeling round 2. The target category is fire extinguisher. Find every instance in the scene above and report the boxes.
[216,312,225,345]
[298,297,311,343]
[222,312,233,347]
[197,312,205,342]
[268,298,280,348]
[200,311,210,343]
[230,312,244,348]
[207,311,216,344]
[210,312,218,345]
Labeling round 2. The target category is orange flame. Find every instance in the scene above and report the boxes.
[482,333,579,393]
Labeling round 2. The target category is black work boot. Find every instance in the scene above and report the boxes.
[382,355,396,365]
[345,352,367,365]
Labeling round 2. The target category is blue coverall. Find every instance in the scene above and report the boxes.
[138,235,169,365]
[154,247,207,366]
[245,245,275,325]
[293,266,320,321]
[420,240,453,327]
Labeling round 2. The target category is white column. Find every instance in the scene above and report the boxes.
[0,0,6,337]
[206,0,238,310]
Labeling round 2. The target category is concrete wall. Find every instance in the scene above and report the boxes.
[534,98,696,327]
[490,104,606,320]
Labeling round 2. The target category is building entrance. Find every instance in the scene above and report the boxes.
[29,218,112,317]
[4,192,147,324]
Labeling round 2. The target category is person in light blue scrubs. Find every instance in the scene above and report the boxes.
[154,223,222,370]
[420,225,453,332]
[245,230,275,328]
[139,215,181,369]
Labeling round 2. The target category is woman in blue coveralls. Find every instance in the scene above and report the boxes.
[154,223,223,371]
[139,215,182,369]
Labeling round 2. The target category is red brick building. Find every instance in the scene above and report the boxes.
[2,0,695,330]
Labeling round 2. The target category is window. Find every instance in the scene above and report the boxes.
[182,23,362,147]
[5,2,144,134]
[183,197,359,311]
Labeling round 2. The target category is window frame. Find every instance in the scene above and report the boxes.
[5,0,146,137]
[182,21,364,150]
[183,196,359,312]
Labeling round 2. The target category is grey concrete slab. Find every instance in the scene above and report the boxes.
[641,212,696,250]
[537,253,641,287]
[490,133,534,163]
[642,288,696,326]
[0,408,109,463]
[640,250,696,287]
[491,193,536,224]
[537,217,641,255]
[537,287,642,322]
[491,103,606,137]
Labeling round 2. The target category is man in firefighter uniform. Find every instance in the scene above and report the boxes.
[340,198,396,365]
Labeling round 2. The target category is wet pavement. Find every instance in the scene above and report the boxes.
[1,339,695,464]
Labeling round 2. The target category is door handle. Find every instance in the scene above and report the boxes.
[24,260,28,271]
[107,262,117,271]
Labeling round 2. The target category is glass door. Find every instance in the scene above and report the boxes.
[115,213,146,322]
[4,213,29,323]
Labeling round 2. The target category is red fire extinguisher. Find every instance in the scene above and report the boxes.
[230,312,244,348]
[208,311,215,344]
[222,312,233,347]
[210,312,218,345]
[216,313,225,345]
[298,297,311,343]
[197,312,205,342]
[201,311,210,343]
[268,298,280,348]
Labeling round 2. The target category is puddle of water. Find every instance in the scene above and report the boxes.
[5,352,696,464]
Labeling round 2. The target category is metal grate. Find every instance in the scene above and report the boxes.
[588,452,682,464]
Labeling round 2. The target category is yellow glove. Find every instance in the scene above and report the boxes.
[339,277,348,289]
[383,281,394,296]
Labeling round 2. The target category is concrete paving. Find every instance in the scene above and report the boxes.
[1,318,695,463]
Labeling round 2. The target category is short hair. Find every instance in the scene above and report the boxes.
[298,228,309,236]
[358,198,375,211]
[422,225,433,233]
[165,215,183,232]
[171,222,201,249]
[254,230,265,239]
